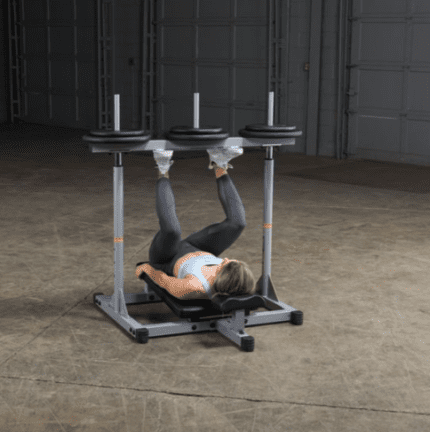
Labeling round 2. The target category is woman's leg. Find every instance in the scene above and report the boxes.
[184,169,246,257]
[149,177,182,264]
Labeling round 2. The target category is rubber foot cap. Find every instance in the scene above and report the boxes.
[136,328,149,344]
[241,336,255,352]
[291,310,304,325]
[93,292,104,305]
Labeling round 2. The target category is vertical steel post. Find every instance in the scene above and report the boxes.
[193,93,199,129]
[112,94,127,316]
[262,149,274,298]
[263,0,275,298]
[262,92,275,297]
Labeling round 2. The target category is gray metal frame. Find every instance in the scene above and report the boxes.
[88,127,302,350]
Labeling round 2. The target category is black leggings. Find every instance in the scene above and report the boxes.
[149,175,246,276]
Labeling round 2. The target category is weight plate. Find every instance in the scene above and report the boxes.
[238,129,302,139]
[89,129,148,137]
[166,132,230,141]
[83,132,151,144]
[244,124,297,132]
[169,126,224,135]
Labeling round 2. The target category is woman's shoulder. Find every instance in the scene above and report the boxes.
[183,274,206,292]
[169,274,207,299]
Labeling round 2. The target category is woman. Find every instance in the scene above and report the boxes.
[135,149,256,300]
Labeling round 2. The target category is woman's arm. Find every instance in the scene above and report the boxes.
[138,264,201,298]
[137,264,166,286]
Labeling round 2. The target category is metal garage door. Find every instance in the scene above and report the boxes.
[347,0,430,165]
[154,0,285,138]
[9,0,97,129]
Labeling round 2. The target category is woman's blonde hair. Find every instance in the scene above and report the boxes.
[211,260,257,299]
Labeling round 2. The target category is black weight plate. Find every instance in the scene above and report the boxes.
[169,126,224,135]
[245,124,296,132]
[166,132,229,141]
[238,128,302,139]
[89,129,148,137]
[83,132,151,144]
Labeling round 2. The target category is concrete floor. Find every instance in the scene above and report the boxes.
[0,123,429,431]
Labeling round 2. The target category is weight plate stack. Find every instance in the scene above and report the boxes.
[83,129,152,145]
[166,125,229,142]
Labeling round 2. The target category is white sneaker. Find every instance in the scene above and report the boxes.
[153,149,174,175]
[207,146,243,170]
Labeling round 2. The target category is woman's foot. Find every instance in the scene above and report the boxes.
[207,146,243,171]
[153,149,174,177]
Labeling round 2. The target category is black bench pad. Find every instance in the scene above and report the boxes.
[138,269,266,319]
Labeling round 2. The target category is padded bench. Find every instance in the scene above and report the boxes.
[137,261,267,319]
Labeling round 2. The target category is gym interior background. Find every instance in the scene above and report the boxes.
[0,0,429,431]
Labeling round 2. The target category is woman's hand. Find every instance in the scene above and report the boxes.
[135,263,153,279]
[141,263,151,272]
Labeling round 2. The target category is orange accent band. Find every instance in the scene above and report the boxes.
[263,224,272,229]
[114,237,124,243]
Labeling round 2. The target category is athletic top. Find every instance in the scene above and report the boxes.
[177,255,224,299]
